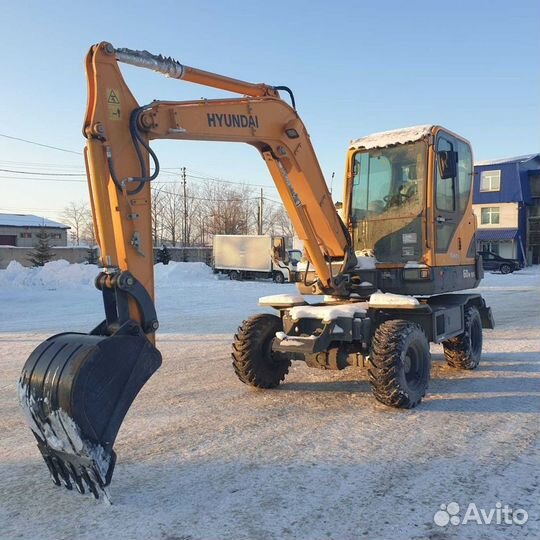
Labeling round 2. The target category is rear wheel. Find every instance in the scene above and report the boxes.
[443,305,482,369]
[230,270,242,281]
[500,263,512,274]
[368,320,431,409]
[232,314,291,388]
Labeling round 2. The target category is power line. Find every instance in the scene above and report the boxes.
[0,134,277,188]
[0,133,82,155]
[0,166,280,191]
[186,173,277,190]
[0,176,285,206]
[0,160,85,170]
[0,206,64,213]
[0,168,86,177]
[0,175,86,183]
[154,188,262,204]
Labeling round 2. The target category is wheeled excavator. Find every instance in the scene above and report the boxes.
[19,42,494,500]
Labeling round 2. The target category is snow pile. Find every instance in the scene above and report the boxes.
[288,302,367,322]
[154,262,215,286]
[350,125,433,150]
[369,292,420,307]
[259,294,305,306]
[0,261,219,290]
[0,260,98,289]
[355,256,377,270]
[354,249,378,270]
[404,261,428,269]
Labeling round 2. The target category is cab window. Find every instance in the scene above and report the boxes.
[436,137,456,211]
[457,140,473,212]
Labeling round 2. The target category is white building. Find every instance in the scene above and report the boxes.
[0,214,70,247]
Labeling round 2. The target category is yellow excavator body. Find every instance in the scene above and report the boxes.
[18,42,494,500]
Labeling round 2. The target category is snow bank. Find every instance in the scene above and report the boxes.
[154,262,215,285]
[0,260,97,289]
[0,261,217,290]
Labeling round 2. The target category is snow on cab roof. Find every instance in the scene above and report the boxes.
[474,154,540,167]
[0,213,69,229]
[349,125,434,151]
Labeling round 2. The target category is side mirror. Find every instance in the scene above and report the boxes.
[437,150,457,179]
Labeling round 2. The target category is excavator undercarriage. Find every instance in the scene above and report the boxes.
[18,42,493,500]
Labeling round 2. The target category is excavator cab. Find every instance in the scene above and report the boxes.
[340,125,483,296]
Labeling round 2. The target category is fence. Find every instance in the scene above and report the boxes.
[0,246,212,269]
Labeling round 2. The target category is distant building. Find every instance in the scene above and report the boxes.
[0,214,70,247]
[473,154,540,265]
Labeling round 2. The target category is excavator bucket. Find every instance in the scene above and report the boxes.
[18,322,161,500]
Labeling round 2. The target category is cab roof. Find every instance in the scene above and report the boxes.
[349,125,434,151]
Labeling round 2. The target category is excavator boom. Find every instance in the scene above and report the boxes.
[18,42,355,499]
[83,43,354,297]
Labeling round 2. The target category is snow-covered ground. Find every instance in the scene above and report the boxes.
[0,261,539,539]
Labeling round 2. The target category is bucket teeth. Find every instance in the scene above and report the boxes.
[43,455,61,486]
[19,328,161,502]
[69,464,85,494]
[35,439,113,501]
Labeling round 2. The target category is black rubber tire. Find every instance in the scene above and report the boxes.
[500,263,512,274]
[232,314,291,388]
[230,270,242,281]
[443,306,482,370]
[273,272,285,284]
[368,320,431,409]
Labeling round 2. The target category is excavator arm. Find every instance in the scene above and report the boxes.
[18,42,355,500]
[84,42,354,307]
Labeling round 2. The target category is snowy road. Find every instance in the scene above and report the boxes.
[1,263,539,539]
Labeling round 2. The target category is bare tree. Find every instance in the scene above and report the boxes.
[161,183,183,246]
[268,204,295,238]
[148,172,293,247]
[81,205,96,246]
[151,183,166,246]
[202,181,253,237]
[61,201,89,245]
[184,182,201,246]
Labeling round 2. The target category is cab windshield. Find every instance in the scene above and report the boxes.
[350,141,427,262]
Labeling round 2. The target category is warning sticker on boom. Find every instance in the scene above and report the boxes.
[107,88,121,121]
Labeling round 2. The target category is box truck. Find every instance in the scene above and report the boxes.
[213,235,301,283]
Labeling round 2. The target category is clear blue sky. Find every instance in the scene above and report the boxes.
[0,0,538,219]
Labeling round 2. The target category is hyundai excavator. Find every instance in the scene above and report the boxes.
[19,42,494,500]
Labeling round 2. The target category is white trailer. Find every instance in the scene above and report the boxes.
[213,235,301,283]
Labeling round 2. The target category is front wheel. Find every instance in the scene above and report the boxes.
[230,270,242,281]
[273,271,285,284]
[368,320,431,409]
[443,306,482,369]
[232,314,291,388]
[500,263,512,274]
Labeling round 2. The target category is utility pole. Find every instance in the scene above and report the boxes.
[330,171,335,197]
[182,166,187,246]
[257,188,263,235]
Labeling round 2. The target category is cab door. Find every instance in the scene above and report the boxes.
[433,133,459,264]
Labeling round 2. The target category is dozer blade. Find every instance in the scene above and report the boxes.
[18,322,161,501]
